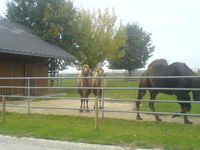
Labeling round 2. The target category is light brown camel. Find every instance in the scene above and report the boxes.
[77,65,93,112]
[92,67,105,109]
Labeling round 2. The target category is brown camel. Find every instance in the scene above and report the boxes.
[136,59,200,124]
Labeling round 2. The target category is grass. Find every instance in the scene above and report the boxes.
[0,112,200,150]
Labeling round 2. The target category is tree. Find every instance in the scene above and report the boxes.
[109,23,154,74]
[73,9,126,70]
[48,58,70,86]
[6,0,77,74]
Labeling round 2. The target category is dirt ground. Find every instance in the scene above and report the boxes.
[1,99,200,124]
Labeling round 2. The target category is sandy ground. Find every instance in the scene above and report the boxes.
[1,99,200,124]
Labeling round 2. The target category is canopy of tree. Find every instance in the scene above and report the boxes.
[73,9,126,70]
[109,23,154,74]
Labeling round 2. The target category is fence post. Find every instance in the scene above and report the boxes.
[95,91,99,130]
[2,96,6,123]
[60,76,63,86]
[101,77,105,118]
[27,78,31,114]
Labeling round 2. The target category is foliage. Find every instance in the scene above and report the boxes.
[0,112,200,150]
[0,16,5,20]
[109,23,154,74]
[48,58,70,86]
[73,9,126,70]
[6,0,77,73]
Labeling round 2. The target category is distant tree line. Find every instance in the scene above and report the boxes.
[5,0,154,73]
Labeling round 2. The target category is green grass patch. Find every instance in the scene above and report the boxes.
[0,112,200,150]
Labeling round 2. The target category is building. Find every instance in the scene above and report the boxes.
[0,20,75,95]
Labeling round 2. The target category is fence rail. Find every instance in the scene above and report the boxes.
[1,85,200,91]
[0,75,200,79]
[1,95,200,104]
[1,104,200,117]
[1,75,200,128]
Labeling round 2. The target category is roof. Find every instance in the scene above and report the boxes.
[0,20,75,60]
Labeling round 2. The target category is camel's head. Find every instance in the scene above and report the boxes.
[82,64,90,75]
[96,67,104,77]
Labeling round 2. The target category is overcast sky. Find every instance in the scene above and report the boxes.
[1,0,200,71]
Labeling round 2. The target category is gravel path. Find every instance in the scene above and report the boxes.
[0,134,125,150]
[0,135,163,150]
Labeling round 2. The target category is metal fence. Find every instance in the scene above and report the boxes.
[1,76,200,128]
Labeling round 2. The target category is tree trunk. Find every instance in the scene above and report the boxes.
[127,69,135,81]
[128,70,132,76]
[49,71,57,86]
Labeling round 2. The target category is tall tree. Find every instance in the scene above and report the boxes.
[73,9,126,70]
[109,23,154,74]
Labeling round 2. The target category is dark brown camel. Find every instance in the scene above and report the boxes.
[136,59,200,124]
[77,64,93,112]
[92,67,105,109]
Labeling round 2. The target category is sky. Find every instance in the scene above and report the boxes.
[1,0,200,72]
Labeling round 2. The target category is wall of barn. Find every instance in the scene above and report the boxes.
[0,53,48,95]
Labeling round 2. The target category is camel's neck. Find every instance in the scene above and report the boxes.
[94,73,104,87]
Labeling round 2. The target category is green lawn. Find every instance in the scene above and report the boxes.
[0,112,200,150]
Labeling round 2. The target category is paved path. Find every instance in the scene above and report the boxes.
[0,135,163,150]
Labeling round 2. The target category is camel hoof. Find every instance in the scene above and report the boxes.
[79,109,83,113]
[172,113,181,118]
[185,121,193,124]
[136,116,143,120]
[156,118,162,122]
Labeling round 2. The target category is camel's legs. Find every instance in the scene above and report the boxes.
[83,100,85,109]
[180,103,192,124]
[79,91,84,112]
[86,97,90,112]
[99,90,102,109]
[149,91,162,121]
[136,90,146,120]
[85,90,91,112]
[174,94,192,124]
[93,89,102,109]
[80,99,83,112]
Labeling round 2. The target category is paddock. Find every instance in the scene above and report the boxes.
[0,75,200,126]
